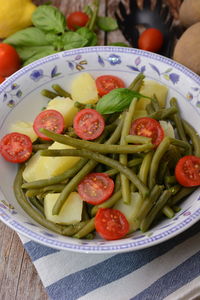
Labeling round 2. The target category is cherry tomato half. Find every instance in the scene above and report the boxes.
[95,75,125,96]
[0,43,20,77]
[78,173,114,205]
[175,155,200,187]
[67,11,89,31]
[130,117,164,147]
[95,208,129,240]
[0,75,5,83]
[138,28,164,53]
[33,110,64,141]
[73,108,105,140]
[0,132,32,163]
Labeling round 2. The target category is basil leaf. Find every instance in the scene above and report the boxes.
[23,49,57,66]
[76,27,97,46]
[97,16,118,32]
[16,46,55,61]
[32,5,66,34]
[96,88,152,114]
[61,32,88,50]
[108,42,129,47]
[4,28,50,47]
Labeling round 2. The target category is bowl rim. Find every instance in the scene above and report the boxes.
[0,45,200,253]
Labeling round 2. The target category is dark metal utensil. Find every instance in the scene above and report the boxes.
[115,0,179,57]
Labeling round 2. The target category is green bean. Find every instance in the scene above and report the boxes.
[140,190,172,232]
[138,185,164,220]
[182,120,200,157]
[114,174,121,192]
[41,149,149,201]
[105,158,143,177]
[162,205,175,219]
[52,84,71,98]
[148,107,178,120]
[29,197,44,214]
[62,221,90,236]
[22,158,89,189]
[169,138,190,150]
[120,98,138,204]
[85,233,95,240]
[146,102,155,114]
[32,144,51,151]
[151,94,160,111]
[73,218,95,239]
[128,73,145,92]
[148,137,171,189]
[171,187,196,205]
[40,129,153,154]
[173,205,181,213]
[74,101,96,110]
[50,118,125,215]
[91,190,122,216]
[125,135,152,144]
[25,184,67,197]
[170,98,188,142]
[82,203,89,221]
[157,160,168,184]
[14,165,86,236]
[164,176,177,185]
[138,152,153,185]
[41,89,58,99]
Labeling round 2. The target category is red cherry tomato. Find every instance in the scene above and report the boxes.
[95,208,129,240]
[0,43,20,77]
[175,155,200,187]
[78,173,114,205]
[0,75,5,83]
[130,117,164,147]
[95,75,125,96]
[138,28,164,53]
[0,132,32,163]
[33,110,64,141]
[67,11,89,31]
[73,108,105,140]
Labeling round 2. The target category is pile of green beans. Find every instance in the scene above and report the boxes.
[14,73,200,240]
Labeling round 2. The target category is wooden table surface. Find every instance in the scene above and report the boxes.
[0,1,181,299]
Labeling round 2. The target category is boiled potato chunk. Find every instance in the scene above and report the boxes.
[133,109,147,120]
[160,120,175,138]
[44,192,83,225]
[23,142,80,182]
[136,80,168,110]
[10,121,37,142]
[71,73,98,104]
[46,96,78,127]
[114,192,142,233]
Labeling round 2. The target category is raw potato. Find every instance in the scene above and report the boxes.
[71,72,99,104]
[179,0,200,28]
[136,80,168,110]
[173,22,200,75]
[44,192,83,225]
[10,121,37,142]
[46,96,78,127]
[23,141,80,182]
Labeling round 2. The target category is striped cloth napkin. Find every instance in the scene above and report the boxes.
[19,220,200,300]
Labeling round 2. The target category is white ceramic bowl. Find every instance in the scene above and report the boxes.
[0,46,200,253]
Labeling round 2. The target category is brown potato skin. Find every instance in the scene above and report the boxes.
[179,0,200,28]
[173,22,200,75]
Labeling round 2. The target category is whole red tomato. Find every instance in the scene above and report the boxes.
[0,43,20,77]
[0,75,5,83]
[138,28,164,53]
[67,11,89,31]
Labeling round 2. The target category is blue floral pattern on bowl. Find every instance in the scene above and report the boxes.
[0,46,199,253]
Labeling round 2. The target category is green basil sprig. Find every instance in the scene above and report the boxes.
[96,88,152,114]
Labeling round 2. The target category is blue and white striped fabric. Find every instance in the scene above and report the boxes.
[19,221,200,300]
